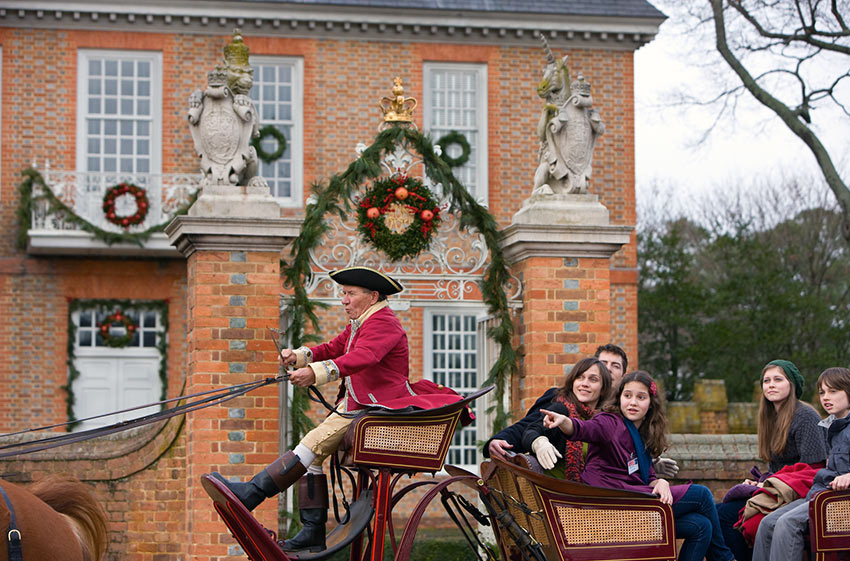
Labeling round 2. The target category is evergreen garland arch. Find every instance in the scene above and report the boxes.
[282,125,517,445]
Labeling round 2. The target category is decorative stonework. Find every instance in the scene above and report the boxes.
[533,36,605,196]
[187,30,259,189]
[186,30,282,219]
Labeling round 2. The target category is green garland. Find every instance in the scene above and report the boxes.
[16,168,198,250]
[436,131,471,168]
[357,174,442,261]
[65,299,169,430]
[252,125,287,164]
[282,125,517,442]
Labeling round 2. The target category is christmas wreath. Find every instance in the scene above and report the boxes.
[102,183,149,229]
[357,174,442,261]
[98,310,138,348]
[436,131,471,168]
[252,125,287,164]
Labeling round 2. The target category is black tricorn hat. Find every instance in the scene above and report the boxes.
[329,266,403,295]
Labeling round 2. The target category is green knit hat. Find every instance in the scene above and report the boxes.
[766,359,804,399]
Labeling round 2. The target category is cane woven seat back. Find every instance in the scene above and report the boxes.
[809,489,850,561]
[341,386,491,472]
[482,456,677,561]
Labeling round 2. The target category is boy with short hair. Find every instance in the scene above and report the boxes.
[751,367,850,561]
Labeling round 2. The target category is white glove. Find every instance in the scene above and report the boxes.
[653,457,679,478]
[531,436,562,470]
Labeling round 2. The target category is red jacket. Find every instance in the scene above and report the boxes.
[311,306,463,413]
[737,461,824,544]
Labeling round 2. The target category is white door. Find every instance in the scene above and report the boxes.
[72,355,161,431]
[71,307,163,432]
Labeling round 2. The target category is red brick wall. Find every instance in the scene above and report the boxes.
[0,23,640,560]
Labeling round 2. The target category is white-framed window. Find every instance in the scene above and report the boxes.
[423,307,485,470]
[423,63,488,204]
[250,56,304,206]
[71,307,164,432]
[76,50,162,177]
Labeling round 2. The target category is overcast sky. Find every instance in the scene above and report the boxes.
[633,6,850,214]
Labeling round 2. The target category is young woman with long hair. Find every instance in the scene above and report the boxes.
[541,371,734,561]
[717,359,827,561]
[520,357,612,480]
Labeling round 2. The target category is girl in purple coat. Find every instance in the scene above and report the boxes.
[541,370,735,561]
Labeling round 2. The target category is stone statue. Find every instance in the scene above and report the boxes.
[533,36,605,195]
[187,29,260,187]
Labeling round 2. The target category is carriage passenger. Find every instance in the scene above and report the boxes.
[209,266,466,553]
[751,367,850,561]
[483,344,679,479]
[518,357,611,480]
[717,359,827,561]
[483,344,626,460]
[541,370,735,561]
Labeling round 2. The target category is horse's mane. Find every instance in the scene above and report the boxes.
[29,475,108,561]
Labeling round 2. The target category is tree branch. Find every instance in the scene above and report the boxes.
[711,0,850,239]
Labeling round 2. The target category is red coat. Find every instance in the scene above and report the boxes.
[311,306,463,413]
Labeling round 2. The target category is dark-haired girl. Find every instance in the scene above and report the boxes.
[521,357,612,480]
[541,371,734,561]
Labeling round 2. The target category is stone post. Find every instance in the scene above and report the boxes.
[166,212,299,560]
[693,379,729,434]
[501,193,631,410]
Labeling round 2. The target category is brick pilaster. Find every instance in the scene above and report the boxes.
[166,216,298,561]
[501,221,630,414]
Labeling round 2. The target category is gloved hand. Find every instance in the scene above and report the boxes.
[653,457,679,478]
[531,436,562,470]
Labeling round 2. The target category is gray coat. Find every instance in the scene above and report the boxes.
[808,413,850,497]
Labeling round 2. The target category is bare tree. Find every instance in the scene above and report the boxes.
[707,0,850,238]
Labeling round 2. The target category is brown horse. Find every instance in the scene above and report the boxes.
[0,475,108,561]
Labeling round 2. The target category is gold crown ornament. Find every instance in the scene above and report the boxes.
[380,77,417,123]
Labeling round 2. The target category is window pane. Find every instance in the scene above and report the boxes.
[250,60,298,200]
[429,311,479,468]
[81,53,156,187]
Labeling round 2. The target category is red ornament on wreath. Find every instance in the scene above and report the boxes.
[357,173,443,261]
[102,182,149,229]
[97,310,138,348]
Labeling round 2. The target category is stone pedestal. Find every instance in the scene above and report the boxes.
[166,213,300,560]
[501,194,630,412]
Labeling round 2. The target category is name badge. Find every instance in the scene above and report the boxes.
[627,456,639,475]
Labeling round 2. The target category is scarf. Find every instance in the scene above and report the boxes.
[624,418,651,484]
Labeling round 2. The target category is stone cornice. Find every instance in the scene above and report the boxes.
[500,222,633,262]
[0,1,663,50]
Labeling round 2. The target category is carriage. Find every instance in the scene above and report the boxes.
[200,387,850,561]
[1,382,849,561]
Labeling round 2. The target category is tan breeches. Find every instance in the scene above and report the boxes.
[299,412,355,467]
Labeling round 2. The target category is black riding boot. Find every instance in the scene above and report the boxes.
[282,474,328,552]
[212,450,306,511]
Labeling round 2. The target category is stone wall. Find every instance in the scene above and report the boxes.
[668,379,760,435]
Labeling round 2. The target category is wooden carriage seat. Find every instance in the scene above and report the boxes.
[482,455,677,561]
[338,386,491,472]
[809,488,850,561]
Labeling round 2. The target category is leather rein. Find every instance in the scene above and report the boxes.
[0,376,285,459]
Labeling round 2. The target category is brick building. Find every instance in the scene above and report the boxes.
[0,1,664,559]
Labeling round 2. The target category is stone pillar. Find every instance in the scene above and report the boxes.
[166,214,299,560]
[501,193,631,410]
[693,379,729,434]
